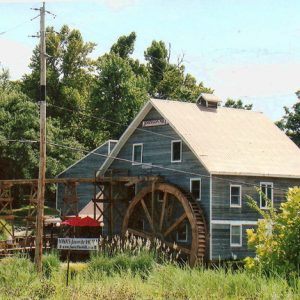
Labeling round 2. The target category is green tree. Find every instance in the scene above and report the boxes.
[276,99,300,147]
[22,25,96,147]
[144,40,169,96]
[110,32,137,59]
[145,40,212,100]
[245,187,300,279]
[224,98,253,110]
[0,69,82,181]
[90,53,149,139]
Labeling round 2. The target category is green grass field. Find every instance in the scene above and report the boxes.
[0,252,298,300]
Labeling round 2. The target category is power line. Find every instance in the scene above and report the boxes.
[0,138,291,192]
[0,19,34,36]
[47,103,178,140]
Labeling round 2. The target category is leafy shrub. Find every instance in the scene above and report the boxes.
[88,252,155,275]
[42,251,60,278]
[245,186,300,279]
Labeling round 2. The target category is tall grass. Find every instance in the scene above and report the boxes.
[0,255,298,299]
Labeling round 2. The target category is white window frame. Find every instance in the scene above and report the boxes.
[260,182,273,209]
[230,224,242,247]
[190,178,201,201]
[176,223,188,242]
[132,143,143,165]
[171,140,182,163]
[230,184,242,208]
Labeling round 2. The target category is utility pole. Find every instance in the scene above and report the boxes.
[34,1,47,273]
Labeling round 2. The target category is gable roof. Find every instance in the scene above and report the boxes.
[100,99,300,178]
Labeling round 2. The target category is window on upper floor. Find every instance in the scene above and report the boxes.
[230,185,242,207]
[171,140,182,162]
[230,225,242,247]
[260,182,273,209]
[132,143,143,165]
[190,178,201,201]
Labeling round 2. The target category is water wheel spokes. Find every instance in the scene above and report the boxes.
[122,183,207,266]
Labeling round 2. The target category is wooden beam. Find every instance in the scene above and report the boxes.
[141,199,154,232]
[163,212,187,237]
[159,192,167,232]
[127,228,150,239]
[0,176,161,186]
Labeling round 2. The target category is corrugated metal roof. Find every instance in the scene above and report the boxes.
[151,98,300,178]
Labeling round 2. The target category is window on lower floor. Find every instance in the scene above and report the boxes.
[230,225,242,247]
[190,178,201,201]
[230,185,242,207]
[176,223,188,242]
[132,143,143,165]
[260,182,273,209]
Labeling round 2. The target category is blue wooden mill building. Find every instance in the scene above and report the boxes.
[57,94,300,264]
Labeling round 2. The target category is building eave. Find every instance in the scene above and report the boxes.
[211,170,300,179]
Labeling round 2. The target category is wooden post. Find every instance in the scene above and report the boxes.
[34,1,47,273]
[109,182,113,236]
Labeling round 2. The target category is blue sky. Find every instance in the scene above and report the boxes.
[0,0,300,121]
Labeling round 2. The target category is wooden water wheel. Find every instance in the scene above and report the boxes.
[122,183,207,266]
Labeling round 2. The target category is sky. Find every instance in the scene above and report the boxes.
[0,0,300,121]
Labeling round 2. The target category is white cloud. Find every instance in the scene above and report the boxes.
[0,38,32,79]
[209,62,300,99]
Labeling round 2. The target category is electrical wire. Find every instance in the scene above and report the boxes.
[0,138,292,192]
[47,103,179,140]
[0,18,36,36]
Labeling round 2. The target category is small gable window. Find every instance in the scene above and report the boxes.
[230,225,242,247]
[230,185,242,207]
[171,140,182,162]
[260,182,273,209]
[132,143,143,165]
[190,178,201,201]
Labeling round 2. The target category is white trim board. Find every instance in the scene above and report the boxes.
[211,220,258,225]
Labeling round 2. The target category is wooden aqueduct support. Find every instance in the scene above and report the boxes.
[0,183,15,241]
[122,183,207,266]
[62,182,79,219]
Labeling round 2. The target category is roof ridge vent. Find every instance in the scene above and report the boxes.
[197,93,222,109]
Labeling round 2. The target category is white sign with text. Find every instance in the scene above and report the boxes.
[57,238,99,251]
[142,119,168,127]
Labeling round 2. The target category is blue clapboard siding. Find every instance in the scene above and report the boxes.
[211,175,300,259]
[211,175,300,221]
[56,140,117,212]
[108,107,211,222]
[211,224,255,260]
